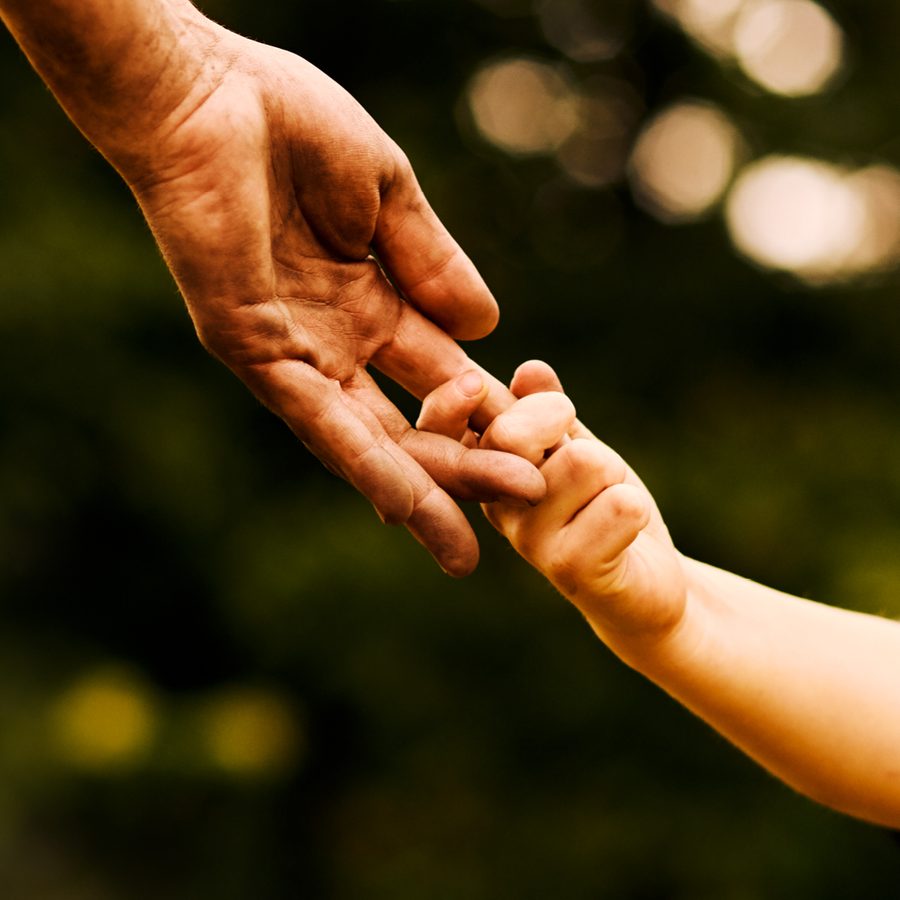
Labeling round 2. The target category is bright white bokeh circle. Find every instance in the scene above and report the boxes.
[733,0,843,96]
[725,157,866,277]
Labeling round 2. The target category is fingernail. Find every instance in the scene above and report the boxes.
[457,371,484,398]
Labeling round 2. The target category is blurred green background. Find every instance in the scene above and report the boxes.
[2,0,900,897]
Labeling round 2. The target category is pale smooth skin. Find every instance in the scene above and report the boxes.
[420,361,900,828]
[0,0,544,575]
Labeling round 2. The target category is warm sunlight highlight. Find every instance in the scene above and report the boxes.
[467,57,579,155]
[725,157,900,282]
[628,101,743,222]
[652,0,747,56]
[733,0,843,97]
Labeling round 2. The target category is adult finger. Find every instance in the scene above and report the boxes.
[402,479,481,577]
[328,370,489,577]
[480,392,576,467]
[242,358,414,521]
[414,369,548,500]
[241,357,480,575]
[353,368,545,508]
[371,304,547,502]
[411,368,551,506]
[344,366,545,574]
[403,434,546,505]
[372,301,517,432]
[416,369,488,444]
[374,150,498,341]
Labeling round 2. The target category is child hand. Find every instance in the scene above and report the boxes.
[418,362,688,652]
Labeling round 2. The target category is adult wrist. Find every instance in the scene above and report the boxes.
[103,4,231,183]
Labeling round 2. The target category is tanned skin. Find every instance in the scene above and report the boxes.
[0,0,545,575]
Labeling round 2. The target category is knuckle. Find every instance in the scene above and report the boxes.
[559,439,627,485]
[390,143,413,176]
[382,142,416,196]
[557,439,596,475]
[378,505,407,527]
[602,452,628,487]
[606,484,646,523]
[353,442,416,525]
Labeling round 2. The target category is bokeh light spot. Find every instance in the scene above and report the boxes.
[466,57,579,155]
[843,166,900,275]
[50,668,158,770]
[204,688,302,778]
[733,0,843,96]
[555,77,642,188]
[628,101,743,222]
[724,156,877,281]
[652,0,748,56]
[536,0,630,63]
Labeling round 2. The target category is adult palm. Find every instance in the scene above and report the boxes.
[2,1,544,574]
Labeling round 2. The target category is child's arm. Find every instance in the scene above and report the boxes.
[420,362,900,828]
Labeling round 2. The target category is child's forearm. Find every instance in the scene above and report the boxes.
[602,558,900,827]
[420,365,900,823]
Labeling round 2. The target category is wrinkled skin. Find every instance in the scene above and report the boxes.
[0,1,545,574]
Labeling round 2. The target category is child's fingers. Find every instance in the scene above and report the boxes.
[488,438,628,553]
[509,360,564,398]
[480,392,576,466]
[508,360,597,443]
[416,369,488,444]
[556,483,652,574]
[539,438,628,525]
[485,479,651,582]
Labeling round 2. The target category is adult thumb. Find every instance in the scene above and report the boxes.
[373,149,498,341]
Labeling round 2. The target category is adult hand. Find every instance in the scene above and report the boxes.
[0,0,545,575]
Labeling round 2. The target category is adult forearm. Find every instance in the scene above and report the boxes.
[0,0,218,172]
[617,558,900,827]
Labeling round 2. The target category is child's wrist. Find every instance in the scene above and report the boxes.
[583,554,712,679]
